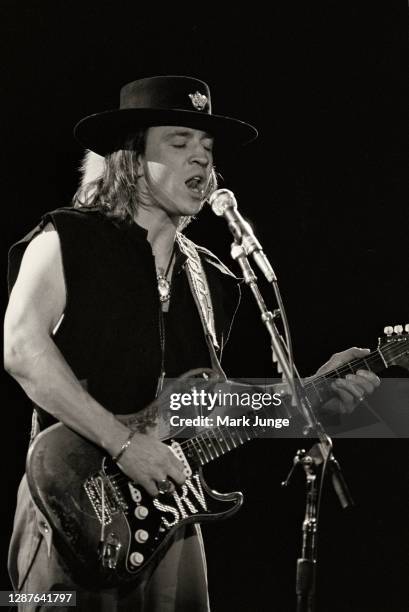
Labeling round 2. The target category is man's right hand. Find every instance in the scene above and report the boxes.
[116,432,186,496]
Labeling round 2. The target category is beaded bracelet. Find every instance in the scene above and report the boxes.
[112,430,136,463]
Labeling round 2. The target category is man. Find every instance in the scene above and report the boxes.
[4,76,379,611]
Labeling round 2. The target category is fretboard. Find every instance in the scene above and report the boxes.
[179,337,409,467]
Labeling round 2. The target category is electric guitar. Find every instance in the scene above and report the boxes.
[26,326,409,587]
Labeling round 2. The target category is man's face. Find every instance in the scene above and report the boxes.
[139,126,214,217]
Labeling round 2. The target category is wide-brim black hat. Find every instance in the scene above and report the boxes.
[74,75,258,156]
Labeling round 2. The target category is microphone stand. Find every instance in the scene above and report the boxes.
[281,439,354,612]
[230,242,314,428]
[230,241,354,612]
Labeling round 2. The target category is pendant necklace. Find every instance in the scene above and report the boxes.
[155,246,175,397]
[157,246,175,303]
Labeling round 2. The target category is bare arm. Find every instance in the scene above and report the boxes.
[4,228,185,495]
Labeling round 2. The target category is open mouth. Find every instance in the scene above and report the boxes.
[185,176,206,196]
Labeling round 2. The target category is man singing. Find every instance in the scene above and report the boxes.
[4,75,379,611]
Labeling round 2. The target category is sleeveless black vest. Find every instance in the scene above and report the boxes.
[8,207,240,428]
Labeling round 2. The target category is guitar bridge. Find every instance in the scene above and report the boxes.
[84,474,127,525]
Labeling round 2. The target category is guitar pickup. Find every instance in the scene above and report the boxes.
[84,474,127,525]
[170,441,192,477]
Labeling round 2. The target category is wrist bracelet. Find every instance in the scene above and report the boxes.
[112,430,136,463]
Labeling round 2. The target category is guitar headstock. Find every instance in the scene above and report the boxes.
[378,324,409,371]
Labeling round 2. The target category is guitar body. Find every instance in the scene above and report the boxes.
[26,423,243,587]
[25,328,409,587]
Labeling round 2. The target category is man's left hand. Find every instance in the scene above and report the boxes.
[315,347,381,414]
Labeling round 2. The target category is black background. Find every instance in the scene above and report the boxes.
[1,3,408,611]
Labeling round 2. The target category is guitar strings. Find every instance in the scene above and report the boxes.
[310,341,408,387]
[110,339,408,489]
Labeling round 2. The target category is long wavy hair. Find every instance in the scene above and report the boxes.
[73,129,217,230]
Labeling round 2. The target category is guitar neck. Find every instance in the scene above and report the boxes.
[304,336,408,407]
[181,413,261,467]
[302,348,386,408]
[180,338,406,468]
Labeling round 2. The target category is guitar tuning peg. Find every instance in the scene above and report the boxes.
[394,324,403,334]
[384,326,394,336]
[405,324,409,334]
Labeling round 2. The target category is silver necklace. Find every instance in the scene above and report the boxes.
[156,247,175,303]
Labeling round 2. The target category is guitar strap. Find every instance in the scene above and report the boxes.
[176,232,227,381]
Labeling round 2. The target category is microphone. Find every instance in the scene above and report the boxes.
[208,188,276,283]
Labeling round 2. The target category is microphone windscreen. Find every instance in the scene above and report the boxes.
[208,189,237,216]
